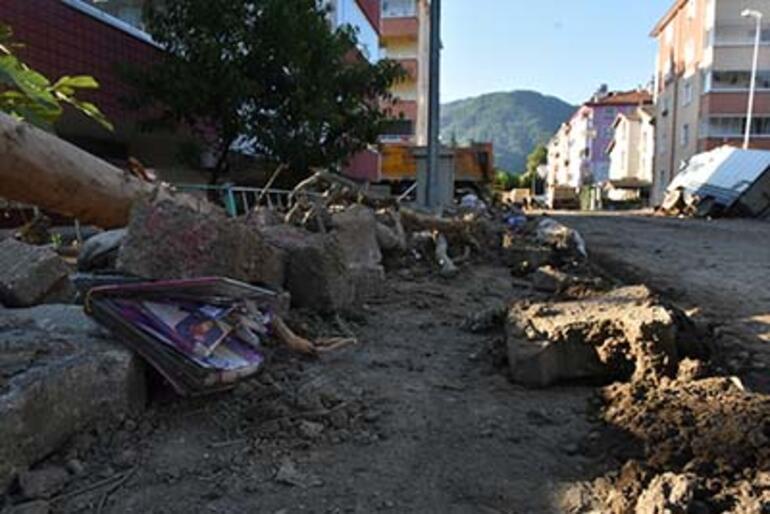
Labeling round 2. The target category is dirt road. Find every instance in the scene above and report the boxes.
[50,265,601,514]
[556,211,770,380]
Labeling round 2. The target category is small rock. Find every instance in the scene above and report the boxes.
[65,459,85,477]
[18,467,69,499]
[3,501,51,514]
[274,459,323,488]
[562,443,580,456]
[298,420,325,439]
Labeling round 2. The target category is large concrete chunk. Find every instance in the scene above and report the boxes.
[330,206,382,270]
[117,199,285,290]
[506,286,679,387]
[0,239,73,308]
[331,205,385,302]
[0,305,146,491]
[260,225,354,312]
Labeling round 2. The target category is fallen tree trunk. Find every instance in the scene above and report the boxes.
[0,112,159,228]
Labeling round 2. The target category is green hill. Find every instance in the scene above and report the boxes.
[441,90,575,173]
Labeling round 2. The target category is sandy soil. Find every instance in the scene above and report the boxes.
[42,265,604,514]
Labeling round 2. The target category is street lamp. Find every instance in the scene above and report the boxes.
[742,8,763,149]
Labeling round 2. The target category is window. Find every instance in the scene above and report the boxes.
[712,70,770,90]
[684,39,695,64]
[665,25,674,45]
[66,0,145,31]
[382,0,417,18]
[682,80,694,106]
[706,117,770,137]
[681,123,690,147]
[61,0,151,41]
[687,0,696,19]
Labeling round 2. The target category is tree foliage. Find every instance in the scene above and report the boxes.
[126,0,404,183]
[526,144,548,175]
[0,23,112,131]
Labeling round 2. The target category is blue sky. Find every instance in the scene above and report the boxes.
[440,0,674,105]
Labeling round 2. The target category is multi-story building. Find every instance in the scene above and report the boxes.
[0,0,383,180]
[546,88,653,191]
[651,0,770,204]
[606,106,656,196]
[380,0,430,144]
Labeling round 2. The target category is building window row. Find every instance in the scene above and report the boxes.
[710,70,770,91]
[703,117,770,137]
[382,0,417,18]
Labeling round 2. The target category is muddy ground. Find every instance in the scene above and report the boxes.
[22,264,609,514]
[4,212,769,514]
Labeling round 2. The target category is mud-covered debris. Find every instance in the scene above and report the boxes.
[506,286,680,387]
[634,472,697,514]
[535,217,587,259]
[77,229,126,272]
[274,459,323,488]
[530,265,571,293]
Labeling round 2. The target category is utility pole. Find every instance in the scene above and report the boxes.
[742,9,763,150]
[426,0,442,209]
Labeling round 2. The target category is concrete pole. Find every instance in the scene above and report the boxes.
[743,9,763,150]
[426,0,442,209]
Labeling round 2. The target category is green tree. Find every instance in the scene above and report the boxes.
[0,24,112,131]
[127,0,403,184]
[525,144,548,175]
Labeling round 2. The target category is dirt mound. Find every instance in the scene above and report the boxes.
[572,377,770,513]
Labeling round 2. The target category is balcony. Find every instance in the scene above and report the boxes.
[714,24,770,47]
[382,0,417,18]
[381,16,419,39]
[397,58,419,80]
[386,99,418,121]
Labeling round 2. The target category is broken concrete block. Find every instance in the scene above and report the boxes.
[0,239,73,308]
[506,286,679,387]
[117,199,285,290]
[331,205,382,270]
[0,305,146,491]
[18,467,69,500]
[260,225,354,312]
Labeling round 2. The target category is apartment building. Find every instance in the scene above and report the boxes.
[651,0,770,204]
[606,106,656,195]
[546,88,653,190]
[380,0,430,144]
[0,0,382,177]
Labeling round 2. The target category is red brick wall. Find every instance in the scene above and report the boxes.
[0,0,161,120]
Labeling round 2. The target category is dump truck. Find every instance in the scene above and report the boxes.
[379,142,494,194]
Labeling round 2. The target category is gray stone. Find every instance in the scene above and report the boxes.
[0,239,73,308]
[331,206,385,303]
[0,305,146,491]
[260,225,354,312]
[18,467,69,499]
[77,229,126,272]
[330,205,382,270]
[117,199,285,290]
[2,500,50,514]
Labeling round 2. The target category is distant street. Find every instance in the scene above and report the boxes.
[556,211,770,366]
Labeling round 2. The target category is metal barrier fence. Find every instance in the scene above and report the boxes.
[174,184,309,217]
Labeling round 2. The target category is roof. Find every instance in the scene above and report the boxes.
[651,0,687,37]
[667,146,770,208]
[586,90,653,107]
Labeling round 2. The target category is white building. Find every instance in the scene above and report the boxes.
[606,106,656,199]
